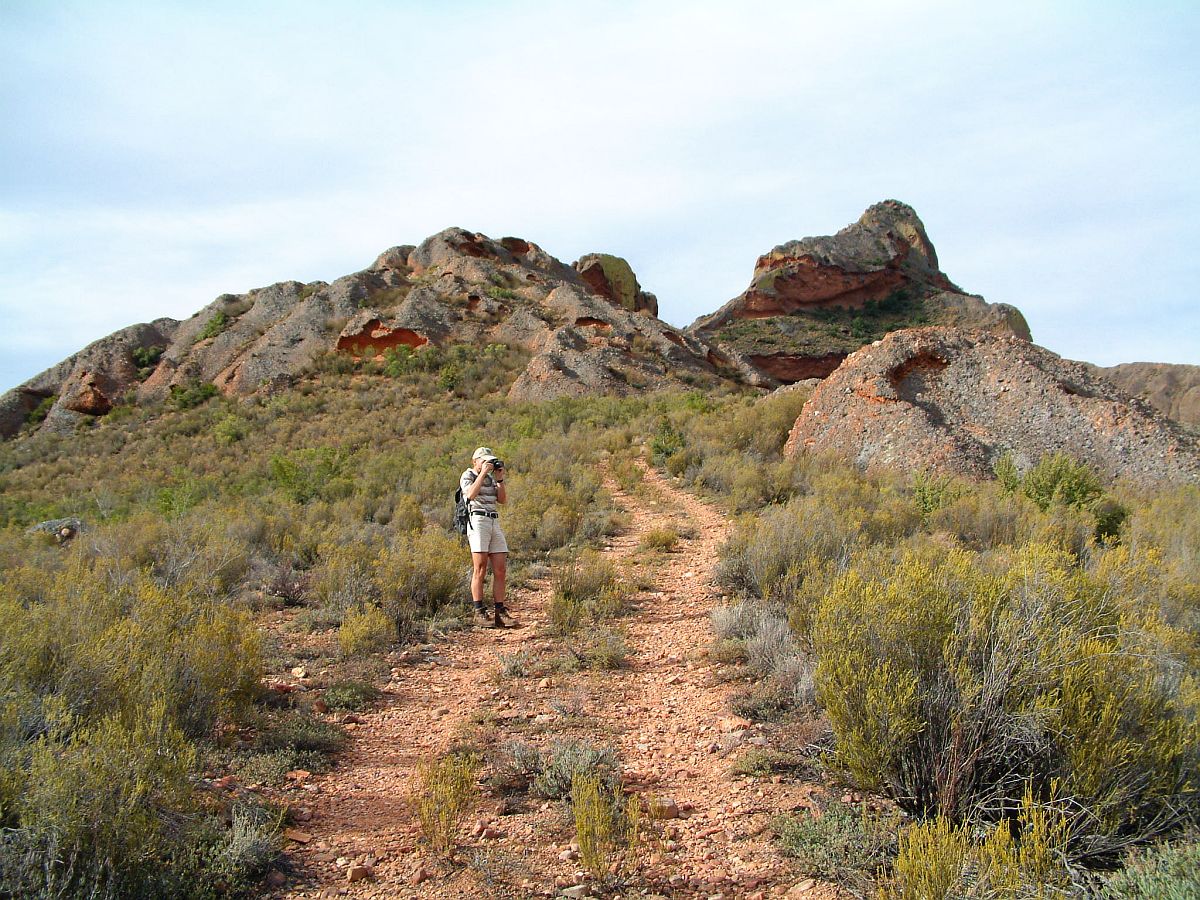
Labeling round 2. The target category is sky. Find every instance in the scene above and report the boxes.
[2,0,1198,392]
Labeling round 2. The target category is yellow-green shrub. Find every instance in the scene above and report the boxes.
[338,605,395,656]
[882,786,1072,899]
[416,753,477,855]
[374,529,468,637]
[549,551,627,633]
[813,543,1200,855]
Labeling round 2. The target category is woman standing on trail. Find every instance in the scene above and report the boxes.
[461,446,516,627]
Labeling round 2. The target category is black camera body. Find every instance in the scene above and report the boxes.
[491,459,504,470]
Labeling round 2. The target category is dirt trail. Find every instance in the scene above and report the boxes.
[277,460,835,899]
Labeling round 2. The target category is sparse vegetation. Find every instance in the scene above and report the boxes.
[195,310,230,342]
[775,799,902,892]
[549,550,628,632]
[416,753,478,855]
[0,335,1196,895]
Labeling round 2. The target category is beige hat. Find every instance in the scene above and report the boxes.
[472,446,497,462]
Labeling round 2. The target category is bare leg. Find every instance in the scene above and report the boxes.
[471,552,490,604]
[490,552,507,607]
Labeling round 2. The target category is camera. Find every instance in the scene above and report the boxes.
[491,459,504,470]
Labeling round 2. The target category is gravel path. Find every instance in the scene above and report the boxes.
[273,460,842,899]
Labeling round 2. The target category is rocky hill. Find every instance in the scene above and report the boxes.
[0,230,726,438]
[1089,361,1200,429]
[784,326,1200,485]
[689,201,1031,387]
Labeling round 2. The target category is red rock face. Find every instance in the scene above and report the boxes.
[60,371,115,415]
[574,317,611,329]
[336,321,428,356]
[741,257,909,317]
[577,261,615,304]
[499,237,530,255]
[747,352,847,383]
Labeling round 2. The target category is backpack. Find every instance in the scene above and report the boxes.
[453,471,474,535]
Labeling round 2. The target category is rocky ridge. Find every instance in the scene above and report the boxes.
[690,201,1031,388]
[1090,362,1200,429]
[1,230,725,438]
[785,327,1200,485]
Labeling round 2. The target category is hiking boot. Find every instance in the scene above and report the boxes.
[493,603,518,628]
[472,601,490,622]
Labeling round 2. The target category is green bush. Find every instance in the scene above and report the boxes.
[532,741,618,800]
[338,604,395,656]
[1104,839,1200,899]
[255,712,344,756]
[25,394,56,426]
[549,551,627,633]
[1,702,195,898]
[812,543,1200,855]
[168,380,219,410]
[322,680,381,711]
[1022,452,1103,511]
[416,753,478,855]
[374,529,469,638]
[195,310,229,341]
[775,799,901,892]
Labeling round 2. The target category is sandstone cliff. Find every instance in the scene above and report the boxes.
[2,230,725,437]
[690,201,1030,387]
[784,327,1199,485]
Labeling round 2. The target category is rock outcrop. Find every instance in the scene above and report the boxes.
[1090,362,1200,429]
[784,327,1200,486]
[2,229,725,437]
[691,201,1030,388]
[572,254,658,316]
[0,320,179,437]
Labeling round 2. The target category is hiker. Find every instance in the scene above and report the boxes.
[460,446,515,627]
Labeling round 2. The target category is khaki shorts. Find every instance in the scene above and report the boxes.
[468,515,508,554]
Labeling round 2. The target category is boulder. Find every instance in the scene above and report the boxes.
[573,253,658,315]
[785,327,1200,486]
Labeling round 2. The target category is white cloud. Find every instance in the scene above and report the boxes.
[2,0,1198,390]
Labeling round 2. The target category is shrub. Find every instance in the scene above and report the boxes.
[234,748,328,785]
[580,626,629,670]
[25,394,56,426]
[639,526,678,552]
[206,802,282,890]
[338,604,395,656]
[270,447,353,504]
[775,799,901,892]
[881,786,1073,899]
[255,712,344,756]
[196,310,229,341]
[488,740,544,793]
[572,772,641,880]
[168,380,219,410]
[881,815,969,900]
[1022,452,1103,511]
[532,741,618,800]
[549,551,627,633]
[2,702,195,898]
[813,543,1200,855]
[374,529,469,639]
[1104,839,1200,898]
[416,753,478,855]
[321,680,381,711]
